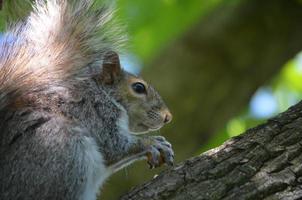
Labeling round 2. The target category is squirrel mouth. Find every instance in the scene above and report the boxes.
[130,123,163,135]
[148,126,161,131]
[141,123,162,131]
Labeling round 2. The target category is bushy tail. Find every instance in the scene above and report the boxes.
[0,0,125,111]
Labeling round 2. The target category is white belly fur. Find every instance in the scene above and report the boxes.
[80,136,110,200]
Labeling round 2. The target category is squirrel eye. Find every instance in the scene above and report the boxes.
[132,82,146,94]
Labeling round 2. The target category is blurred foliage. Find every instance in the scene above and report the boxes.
[0,0,223,61]
[201,52,302,154]
[0,0,32,30]
[116,0,224,61]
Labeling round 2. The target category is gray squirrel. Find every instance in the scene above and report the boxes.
[0,0,174,200]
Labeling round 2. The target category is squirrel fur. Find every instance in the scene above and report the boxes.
[0,0,173,200]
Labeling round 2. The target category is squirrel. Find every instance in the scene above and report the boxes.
[0,0,174,200]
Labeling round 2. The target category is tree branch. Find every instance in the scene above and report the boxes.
[121,101,302,200]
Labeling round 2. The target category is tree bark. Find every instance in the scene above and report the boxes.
[120,100,302,200]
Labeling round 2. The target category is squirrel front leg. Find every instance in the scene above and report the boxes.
[108,135,174,173]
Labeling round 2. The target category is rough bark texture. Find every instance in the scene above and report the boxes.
[121,101,302,200]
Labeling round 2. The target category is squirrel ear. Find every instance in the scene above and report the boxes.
[100,51,122,85]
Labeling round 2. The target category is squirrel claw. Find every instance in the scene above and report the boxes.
[144,136,174,169]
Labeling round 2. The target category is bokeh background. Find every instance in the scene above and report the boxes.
[1,0,302,199]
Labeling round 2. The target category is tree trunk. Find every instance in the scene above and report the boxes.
[120,100,302,200]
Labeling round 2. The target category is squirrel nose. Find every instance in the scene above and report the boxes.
[163,110,172,124]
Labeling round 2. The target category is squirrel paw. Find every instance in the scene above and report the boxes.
[144,136,174,169]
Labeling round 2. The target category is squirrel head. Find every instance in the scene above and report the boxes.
[98,51,172,134]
